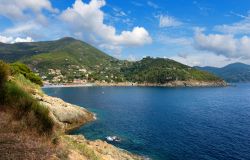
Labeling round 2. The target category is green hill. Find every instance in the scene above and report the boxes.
[0,37,223,84]
[122,57,221,84]
[0,37,127,83]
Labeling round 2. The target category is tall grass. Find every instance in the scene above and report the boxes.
[4,82,54,134]
[13,74,42,94]
[0,61,53,134]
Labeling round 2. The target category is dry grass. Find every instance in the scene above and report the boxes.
[0,110,58,160]
[2,81,54,134]
[62,136,101,160]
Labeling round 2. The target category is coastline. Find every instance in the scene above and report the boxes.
[43,80,227,88]
[34,89,145,160]
[42,83,95,88]
[39,80,227,159]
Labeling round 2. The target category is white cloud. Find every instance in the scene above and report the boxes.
[2,21,58,40]
[214,16,250,35]
[106,7,133,28]
[171,52,246,67]
[0,0,151,55]
[0,0,58,21]
[192,1,212,16]
[159,15,182,28]
[117,27,152,46]
[99,43,122,55]
[60,0,151,54]
[127,54,137,61]
[194,28,250,59]
[4,23,39,35]
[14,37,34,43]
[158,35,192,46]
[147,1,159,9]
[112,7,127,17]
[0,35,13,43]
[0,0,60,40]
[131,1,144,7]
[0,35,33,43]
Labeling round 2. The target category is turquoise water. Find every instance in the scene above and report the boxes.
[44,84,250,160]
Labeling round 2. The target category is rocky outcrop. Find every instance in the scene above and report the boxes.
[62,135,144,160]
[33,92,95,131]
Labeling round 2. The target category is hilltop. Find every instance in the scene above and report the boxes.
[0,37,225,86]
[196,63,250,83]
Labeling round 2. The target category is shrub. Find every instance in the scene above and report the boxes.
[10,62,43,86]
[10,62,31,75]
[26,72,43,86]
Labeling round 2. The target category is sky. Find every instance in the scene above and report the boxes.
[1,0,250,67]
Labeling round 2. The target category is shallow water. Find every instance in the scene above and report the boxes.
[44,84,250,160]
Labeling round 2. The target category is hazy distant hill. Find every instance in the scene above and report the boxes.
[196,63,250,82]
[0,37,222,84]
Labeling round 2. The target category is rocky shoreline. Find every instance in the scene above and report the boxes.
[44,80,227,88]
[33,80,226,159]
[32,90,144,160]
[95,80,228,87]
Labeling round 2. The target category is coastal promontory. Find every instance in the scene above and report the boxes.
[0,61,143,160]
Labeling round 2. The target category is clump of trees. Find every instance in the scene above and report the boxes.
[11,62,43,86]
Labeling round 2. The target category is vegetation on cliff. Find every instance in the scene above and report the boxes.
[0,60,53,134]
[10,62,43,86]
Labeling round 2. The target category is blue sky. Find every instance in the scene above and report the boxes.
[1,0,250,67]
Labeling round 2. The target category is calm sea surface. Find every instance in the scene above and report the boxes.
[43,84,250,160]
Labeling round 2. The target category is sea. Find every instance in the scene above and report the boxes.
[43,84,250,160]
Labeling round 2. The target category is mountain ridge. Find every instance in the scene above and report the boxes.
[196,62,250,82]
